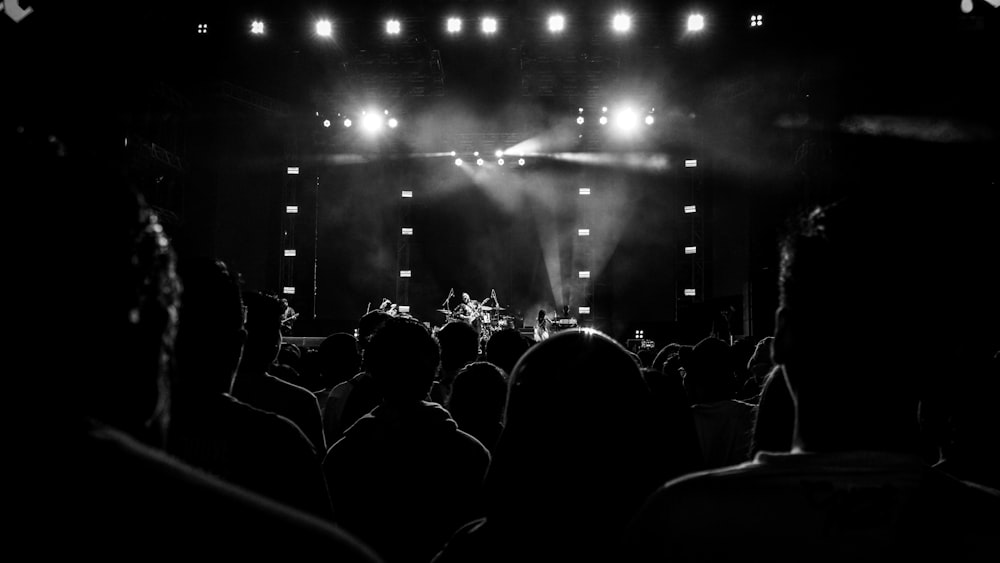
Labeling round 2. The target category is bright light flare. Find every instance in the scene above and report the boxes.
[387,117,399,128]
[250,20,264,35]
[361,112,383,132]
[455,158,463,166]
[687,14,705,32]
[482,17,497,34]
[386,19,401,35]
[615,108,639,131]
[322,119,331,128]
[548,14,565,33]
[645,115,655,125]
[446,17,462,33]
[316,19,333,37]
[476,158,485,166]
[343,118,352,128]
[612,13,631,33]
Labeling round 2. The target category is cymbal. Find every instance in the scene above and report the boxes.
[491,306,506,311]
[436,309,452,314]
[479,305,493,311]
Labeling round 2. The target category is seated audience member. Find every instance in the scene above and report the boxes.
[321,310,390,445]
[742,336,776,401]
[434,329,670,562]
[641,367,704,480]
[629,199,1000,561]
[431,320,481,406]
[447,361,508,453]
[324,316,490,563]
[18,127,379,559]
[680,337,756,469]
[230,291,327,452]
[168,258,333,519]
[749,365,795,457]
[484,328,532,377]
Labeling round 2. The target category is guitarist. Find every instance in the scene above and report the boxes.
[279,298,298,335]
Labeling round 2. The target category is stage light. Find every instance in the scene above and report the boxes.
[284,249,297,257]
[495,149,503,157]
[578,229,590,236]
[446,17,462,33]
[401,190,413,198]
[287,167,300,175]
[578,107,584,113]
[579,306,591,315]
[197,23,208,34]
[685,159,698,167]
[361,112,383,132]
[316,19,333,37]
[387,118,398,128]
[684,205,697,213]
[577,116,585,125]
[251,20,264,35]
[398,305,410,314]
[283,287,296,295]
[579,187,591,195]
[601,106,608,112]
[750,14,763,27]
[684,288,696,296]
[482,17,497,34]
[322,119,331,128]
[497,158,504,166]
[548,14,565,33]
[687,14,705,32]
[612,13,631,33]
[476,158,484,166]
[615,108,639,131]
[599,116,608,125]
[685,246,697,254]
[401,228,413,235]
[579,271,591,279]
[518,158,525,166]
[473,151,479,157]
[455,158,463,166]
[343,118,352,128]
[645,115,655,125]
[286,206,299,214]
[400,270,412,278]
[450,150,456,156]
[384,109,389,115]
[386,19,401,35]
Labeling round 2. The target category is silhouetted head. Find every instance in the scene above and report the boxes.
[486,329,667,542]
[365,316,441,404]
[679,337,735,403]
[485,328,532,376]
[240,291,284,372]
[436,320,480,375]
[357,310,391,353]
[317,332,361,388]
[173,258,245,398]
[448,361,507,429]
[536,309,546,323]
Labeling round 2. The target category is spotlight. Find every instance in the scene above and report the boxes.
[476,158,484,166]
[316,19,333,37]
[612,13,631,33]
[322,119,331,128]
[518,158,525,166]
[687,14,705,32]
[601,106,608,113]
[473,151,479,157]
[577,116,585,125]
[578,107,584,113]
[197,23,208,34]
[495,149,503,157]
[450,150,456,156]
[343,118,352,128]
[599,116,608,125]
[446,17,462,34]
[361,113,383,131]
[387,118,398,128]
[498,158,505,166]
[482,17,497,34]
[645,115,654,125]
[386,19,401,35]
[250,20,264,35]
[750,14,763,27]
[548,14,565,33]
[455,158,463,166]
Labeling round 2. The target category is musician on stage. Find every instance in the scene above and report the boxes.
[453,292,480,324]
[279,298,298,335]
[533,309,551,342]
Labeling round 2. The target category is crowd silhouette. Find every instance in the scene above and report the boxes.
[13,87,998,563]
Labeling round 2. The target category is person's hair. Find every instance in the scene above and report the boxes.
[537,309,546,322]
[364,316,441,402]
[436,320,480,374]
[449,361,508,425]
[317,332,361,388]
[357,310,391,352]
[485,328,532,376]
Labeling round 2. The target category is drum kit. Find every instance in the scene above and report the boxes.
[435,302,514,338]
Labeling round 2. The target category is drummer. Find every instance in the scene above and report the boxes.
[453,292,480,324]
